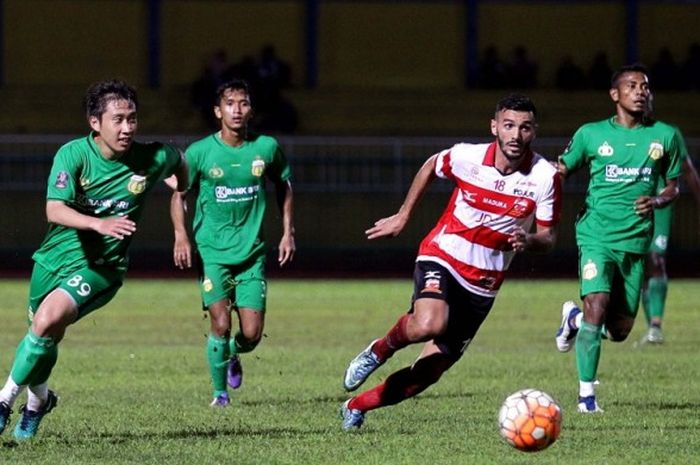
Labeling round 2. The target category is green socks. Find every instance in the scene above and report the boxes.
[206,334,230,396]
[643,277,668,325]
[576,321,602,383]
[10,330,58,386]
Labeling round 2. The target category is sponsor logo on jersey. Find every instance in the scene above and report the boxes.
[251,158,265,177]
[75,194,130,212]
[511,198,531,217]
[209,165,224,178]
[648,141,664,160]
[462,190,477,203]
[55,171,69,189]
[597,141,614,157]
[483,197,508,208]
[582,259,598,280]
[513,187,536,198]
[202,277,213,292]
[215,185,260,201]
[421,271,442,294]
[605,164,652,182]
[127,174,147,194]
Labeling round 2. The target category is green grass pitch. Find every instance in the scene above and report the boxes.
[1,278,699,464]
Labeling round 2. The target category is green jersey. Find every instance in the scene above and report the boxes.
[186,132,291,265]
[561,117,682,253]
[33,133,182,273]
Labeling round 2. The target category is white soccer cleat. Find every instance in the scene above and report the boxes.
[555,301,581,352]
[577,395,604,413]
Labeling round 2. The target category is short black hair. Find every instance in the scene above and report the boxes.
[215,79,252,105]
[84,79,138,120]
[610,63,649,88]
[495,93,537,117]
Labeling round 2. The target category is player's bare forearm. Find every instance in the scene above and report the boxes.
[46,200,136,240]
[636,178,680,216]
[508,225,557,253]
[276,180,296,266]
[682,157,700,206]
[366,155,437,240]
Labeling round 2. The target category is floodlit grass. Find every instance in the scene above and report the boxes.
[1,278,699,464]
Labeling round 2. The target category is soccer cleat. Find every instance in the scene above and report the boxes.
[577,395,604,413]
[13,390,58,440]
[0,401,12,435]
[340,399,364,430]
[209,392,230,408]
[227,355,243,389]
[555,301,582,353]
[645,326,665,344]
[343,339,383,391]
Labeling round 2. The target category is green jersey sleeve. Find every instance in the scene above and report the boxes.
[46,143,82,202]
[265,140,292,183]
[559,126,589,174]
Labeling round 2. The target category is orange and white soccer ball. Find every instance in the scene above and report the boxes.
[498,388,562,452]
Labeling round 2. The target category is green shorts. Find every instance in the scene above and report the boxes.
[198,255,267,311]
[650,205,673,254]
[27,262,124,324]
[578,245,645,318]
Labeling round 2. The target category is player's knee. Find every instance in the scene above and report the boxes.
[408,315,447,340]
[605,325,632,342]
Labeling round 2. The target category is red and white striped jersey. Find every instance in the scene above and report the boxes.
[417,141,562,297]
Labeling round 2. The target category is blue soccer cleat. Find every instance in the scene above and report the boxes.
[13,390,58,440]
[209,392,230,408]
[343,339,383,391]
[0,400,12,435]
[340,399,364,430]
[227,355,243,390]
[577,395,604,413]
[556,301,581,353]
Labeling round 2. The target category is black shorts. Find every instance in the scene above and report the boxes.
[411,260,495,358]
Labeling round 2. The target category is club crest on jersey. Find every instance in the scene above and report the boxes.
[251,158,265,177]
[597,142,614,157]
[582,259,598,280]
[55,171,69,189]
[127,174,147,194]
[209,165,224,178]
[648,141,663,160]
[202,277,214,293]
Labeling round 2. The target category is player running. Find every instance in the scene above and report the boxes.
[0,79,187,439]
[170,79,295,407]
[341,94,561,430]
[554,64,682,412]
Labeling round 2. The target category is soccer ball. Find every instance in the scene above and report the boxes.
[498,388,562,452]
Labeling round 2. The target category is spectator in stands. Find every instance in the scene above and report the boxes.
[681,43,700,91]
[191,49,231,130]
[555,56,587,90]
[477,46,508,89]
[507,46,538,88]
[257,45,292,91]
[588,51,613,90]
[650,47,681,91]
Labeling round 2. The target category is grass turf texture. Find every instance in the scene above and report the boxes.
[1,278,699,464]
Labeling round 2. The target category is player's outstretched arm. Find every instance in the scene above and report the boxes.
[366,154,438,240]
[46,200,136,240]
[275,179,295,266]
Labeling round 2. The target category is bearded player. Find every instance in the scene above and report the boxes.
[341,94,561,430]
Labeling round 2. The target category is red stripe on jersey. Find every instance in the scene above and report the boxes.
[441,213,513,251]
[440,149,453,179]
[455,180,536,219]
